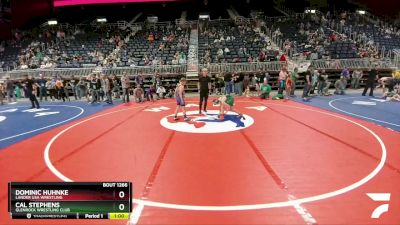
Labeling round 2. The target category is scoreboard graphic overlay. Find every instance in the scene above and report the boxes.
[8,182,132,220]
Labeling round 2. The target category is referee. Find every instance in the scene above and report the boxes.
[362,65,379,97]
[24,75,40,109]
[198,68,211,114]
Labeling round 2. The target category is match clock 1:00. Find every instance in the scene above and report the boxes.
[109,213,130,220]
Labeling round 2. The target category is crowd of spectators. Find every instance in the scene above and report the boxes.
[0,22,190,71]
[268,10,400,61]
[270,13,359,60]
[124,24,189,67]
[0,10,398,72]
[335,11,400,56]
[199,20,279,64]
[0,72,184,106]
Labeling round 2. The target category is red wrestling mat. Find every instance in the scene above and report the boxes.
[0,98,399,225]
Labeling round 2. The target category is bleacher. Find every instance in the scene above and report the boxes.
[0,9,398,82]
[198,20,280,64]
[57,34,116,68]
[332,12,400,58]
[270,16,359,60]
[124,26,189,66]
[0,46,20,70]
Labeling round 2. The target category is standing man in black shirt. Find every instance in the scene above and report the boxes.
[89,74,101,104]
[362,65,379,97]
[302,69,312,101]
[24,75,40,109]
[198,68,211,114]
[69,75,78,100]
[233,72,240,95]
[238,73,244,96]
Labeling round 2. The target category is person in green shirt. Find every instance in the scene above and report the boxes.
[36,52,43,61]
[260,80,271,99]
[290,67,299,96]
[15,82,22,99]
[213,95,245,120]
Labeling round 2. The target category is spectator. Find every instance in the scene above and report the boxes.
[279,53,287,62]
[302,69,312,101]
[36,74,48,102]
[145,85,156,102]
[135,73,144,87]
[309,69,319,95]
[179,53,186,64]
[317,70,327,95]
[89,74,101,104]
[55,77,66,102]
[334,76,347,95]
[321,73,331,96]
[278,66,288,95]
[111,75,121,99]
[134,85,144,103]
[5,77,16,103]
[215,75,224,95]
[224,72,233,95]
[45,78,56,101]
[233,73,240,95]
[0,82,4,105]
[260,80,271,99]
[351,69,363,89]
[101,74,112,104]
[121,73,130,103]
[224,47,230,54]
[157,85,166,99]
[217,48,224,58]
[341,67,350,79]
[147,33,155,43]
[290,67,299,97]
[63,78,71,102]
[69,75,78,100]
[258,50,266,62]
[243,73,250,92]
[77,77,88,101]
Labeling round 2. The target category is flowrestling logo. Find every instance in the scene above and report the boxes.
[160,110,254,133]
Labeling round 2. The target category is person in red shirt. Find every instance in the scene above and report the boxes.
[279,53,287,62]
[147,33,154,43]
[330,33,337,42]
[258,50,266,62]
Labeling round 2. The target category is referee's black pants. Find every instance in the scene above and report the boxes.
[199,91,209,112]
[362,80,375,96]
[27,90,40,108]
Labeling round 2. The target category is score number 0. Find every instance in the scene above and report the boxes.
[118,191,126,211]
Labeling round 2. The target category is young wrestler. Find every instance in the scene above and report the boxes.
[213,95,245,120]
[174,78,189,121]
